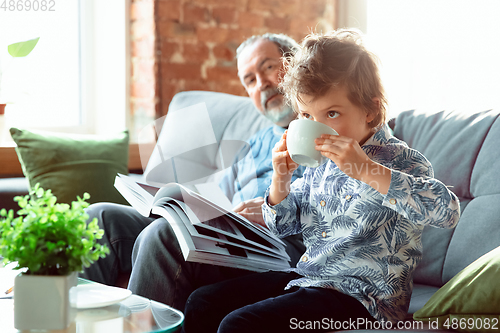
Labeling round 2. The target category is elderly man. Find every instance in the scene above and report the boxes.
[81,33,305,311]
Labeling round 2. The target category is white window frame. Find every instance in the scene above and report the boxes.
[79,0,130,136]
[0,0,130,138]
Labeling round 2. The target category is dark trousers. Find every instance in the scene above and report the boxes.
[79,203,153,286]
[80,203,306,312]
[182,271,375,333]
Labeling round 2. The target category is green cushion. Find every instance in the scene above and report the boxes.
[10,127,129,205]
[413,245,500,332]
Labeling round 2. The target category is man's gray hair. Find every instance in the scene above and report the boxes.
[236,33,299,59]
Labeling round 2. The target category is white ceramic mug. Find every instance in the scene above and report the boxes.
[286,119,338,168]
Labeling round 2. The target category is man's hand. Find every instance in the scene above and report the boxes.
[233,197,267,228]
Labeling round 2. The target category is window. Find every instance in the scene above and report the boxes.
[0,0,128,138]
[0,1,80,130]
[340,0,500,118]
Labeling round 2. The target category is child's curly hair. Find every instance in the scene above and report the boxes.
[280,29,388,128]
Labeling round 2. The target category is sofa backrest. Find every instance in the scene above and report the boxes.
[144,91,273,186]
[392,108,500,286]
[147,92,500,287]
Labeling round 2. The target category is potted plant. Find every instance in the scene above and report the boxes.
[0,184,109,330]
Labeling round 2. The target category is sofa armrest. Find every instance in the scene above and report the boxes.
[0,177,30,212]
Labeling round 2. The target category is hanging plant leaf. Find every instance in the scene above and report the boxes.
[8,37,40,57]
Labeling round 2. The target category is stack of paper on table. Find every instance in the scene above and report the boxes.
[114,174,290,272]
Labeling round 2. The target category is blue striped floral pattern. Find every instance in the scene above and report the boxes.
[263,124,460,323]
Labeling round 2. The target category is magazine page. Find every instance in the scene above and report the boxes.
[186,189,281,244]
[114,175,195,216]
[157,184,286,248]
[157,197,288,259]
[158,205,288,272]
[190,238,290,272]
[116,175,279,246]
[193,182,233,211]
[189,196,286,249]
[114,173,159,217]
[156,204,198,262]
[155,201,289,261]
[114,175,291,271]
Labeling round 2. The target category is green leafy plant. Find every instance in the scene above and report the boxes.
[0,184,109,276]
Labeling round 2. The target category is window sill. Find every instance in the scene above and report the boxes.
[0,143,154,178]
[0,146,22,177]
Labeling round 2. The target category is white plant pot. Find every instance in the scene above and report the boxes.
[14,271,78,330]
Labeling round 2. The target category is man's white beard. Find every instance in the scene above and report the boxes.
[263,104,296,127]
[261,88,296,127]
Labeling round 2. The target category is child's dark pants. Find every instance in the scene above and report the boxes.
[182,270,375,333]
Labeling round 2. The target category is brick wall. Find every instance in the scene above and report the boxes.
[130,0,337,138]
[130,0,158,140]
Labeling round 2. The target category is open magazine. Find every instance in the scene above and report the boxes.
[114,174,290,272]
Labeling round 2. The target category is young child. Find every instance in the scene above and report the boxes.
[181,29,460,333]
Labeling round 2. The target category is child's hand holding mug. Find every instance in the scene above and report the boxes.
[269,130,299,205]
